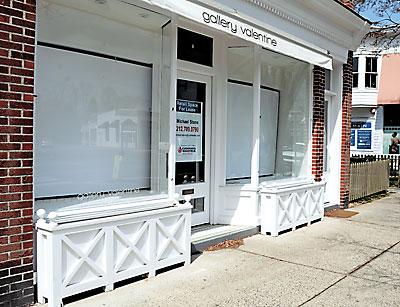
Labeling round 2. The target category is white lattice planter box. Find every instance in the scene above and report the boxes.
[36,203,191,307]
[259,180,325,236]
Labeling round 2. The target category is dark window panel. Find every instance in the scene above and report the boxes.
[353,57,359,72]
[366,57,377,73]
[353,73,358,88]
[177,28,213,67]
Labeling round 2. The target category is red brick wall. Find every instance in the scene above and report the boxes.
[340,0,355,9]
[340,51,353,208]
[312,66,326,182]
[0,0,35,306]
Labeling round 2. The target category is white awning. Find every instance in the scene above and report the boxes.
[137,0,333,69]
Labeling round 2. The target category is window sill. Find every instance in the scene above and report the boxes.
[35,193,173,224]
[324,90,337,97]
[259,176,315,190]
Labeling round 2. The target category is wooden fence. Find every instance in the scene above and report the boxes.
[351,154,399,178]
[350,160,390,202]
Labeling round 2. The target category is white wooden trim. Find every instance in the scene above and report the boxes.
[251,46,261,187]
[36,204,192,307]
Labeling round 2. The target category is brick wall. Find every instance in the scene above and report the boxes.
[312,66,326,182]
[340,0,355,10]
[0,0,35,306]
[340,51,353,208]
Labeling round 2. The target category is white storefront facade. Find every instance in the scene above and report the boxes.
[32,0,369,306]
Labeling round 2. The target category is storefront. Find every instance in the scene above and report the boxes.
[0,0,369,306]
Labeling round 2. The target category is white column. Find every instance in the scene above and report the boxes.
[168,19,178,198]
[251,46,261,186]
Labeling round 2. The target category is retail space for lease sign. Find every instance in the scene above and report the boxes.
[176,99,203,162]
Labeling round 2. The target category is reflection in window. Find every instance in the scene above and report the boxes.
[261,49,311,180]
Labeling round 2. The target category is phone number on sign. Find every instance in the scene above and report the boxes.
[176,125,199,133]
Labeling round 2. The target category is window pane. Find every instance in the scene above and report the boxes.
[325,69,331,91]
[365,73,377,88]
[366,57,377,73]
[353,73,359,88]
[226,82,253,182]
[35,1,170,199]
[177,28,213,67]
[366,58,372,72]
[260,88,279,178]
[261,49,311,179]
[227,47,254,83]
[372,57,377,72]
[352,57,359,72]
[36,47,153,197]
[175,80,206,185]
[226,47,254,183]
[371,74,377,88]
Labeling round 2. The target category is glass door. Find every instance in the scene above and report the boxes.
[175,71,211,226]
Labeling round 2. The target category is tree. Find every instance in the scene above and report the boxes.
[354,0,400,46]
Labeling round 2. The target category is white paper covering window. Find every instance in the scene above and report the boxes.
[261,49,311,180]
[226,83,253,181]
[35,1,171,199]
[35,47,153,197]
[259,88,279,177]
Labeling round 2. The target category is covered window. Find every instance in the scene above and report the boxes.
[261,49,311,180]
[226,47,254,183]
[365,57,378,88]
[35,0,171,202]
[225,46,311,184]
[353,57,359,88]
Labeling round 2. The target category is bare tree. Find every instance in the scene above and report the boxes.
[355,0,400,46]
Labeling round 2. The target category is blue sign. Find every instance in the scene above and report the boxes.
[351,121,372,129]
[350,130,355,146]
[357,130,372,149]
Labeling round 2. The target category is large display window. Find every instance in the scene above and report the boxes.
[35,0,171,203]
[225,46,311,185]
[261,49,311,180]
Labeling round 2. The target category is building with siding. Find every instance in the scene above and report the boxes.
[351,36,400,155]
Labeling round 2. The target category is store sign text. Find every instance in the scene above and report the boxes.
[202,11,278,47]
[176,100,203,162]
[77,188,140,200]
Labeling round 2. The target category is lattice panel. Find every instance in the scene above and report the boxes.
[37,206,191,307]
[113,221,150,273]
[308,187,324,218]
[260,182,326,236]
[277,194,293,228]
[156,215,186,261]
[293,190,309,223]
[61,229,106,287]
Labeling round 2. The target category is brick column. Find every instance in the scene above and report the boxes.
[312,66,326,182]
[0,0,36,306]
[340,51,353,208]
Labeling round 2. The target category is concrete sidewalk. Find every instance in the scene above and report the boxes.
[67,191,400,307]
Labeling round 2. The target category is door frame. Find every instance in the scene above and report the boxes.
[175,70,212,226]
